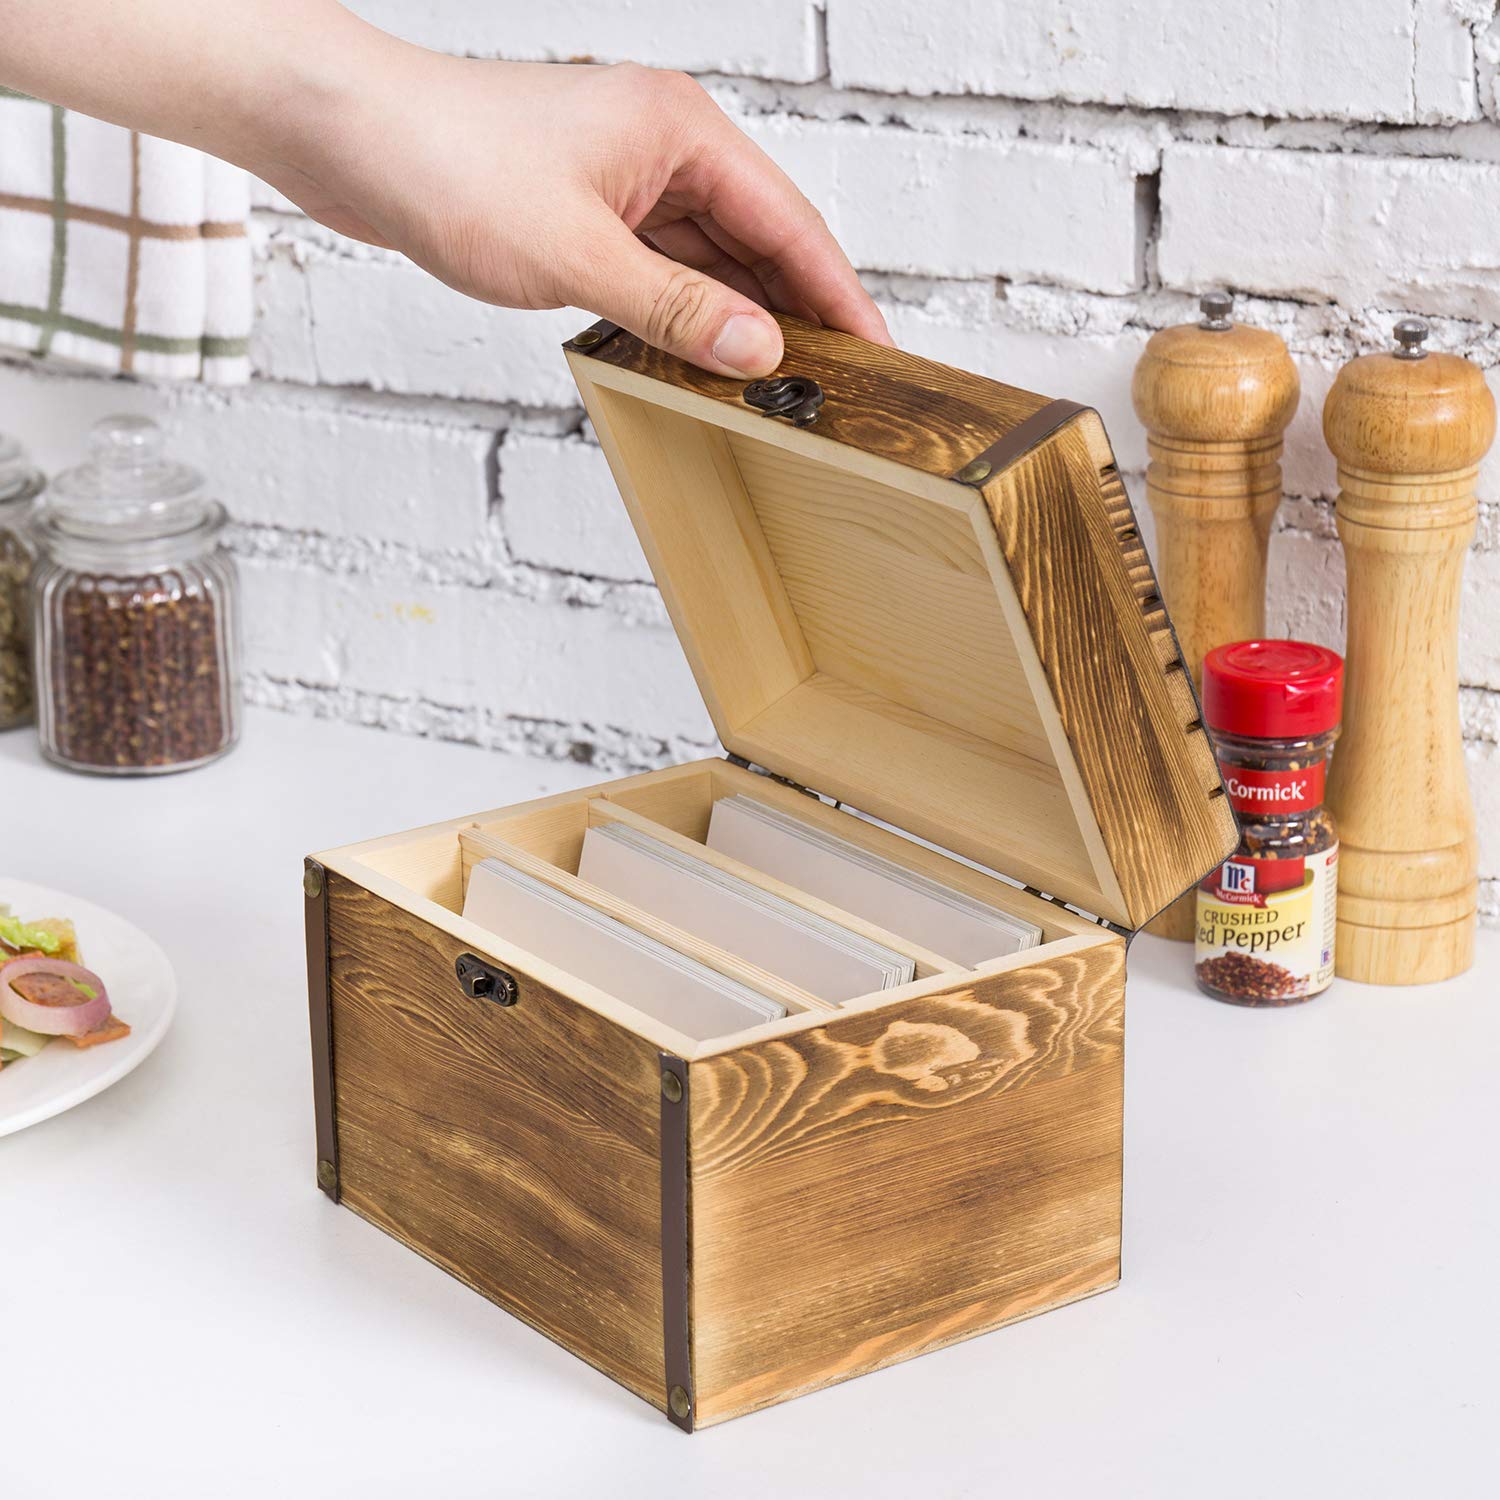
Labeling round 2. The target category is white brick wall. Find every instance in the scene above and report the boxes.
[1159,145,1500,321]
[4,0,1500,921]
[345,0,826,83]
[830,1,1479,124]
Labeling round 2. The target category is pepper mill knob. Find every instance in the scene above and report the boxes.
[1393,317,1429,360]
[1322,325,1495,984]
[1132,297,1299,941]
[1198,289,1234,330]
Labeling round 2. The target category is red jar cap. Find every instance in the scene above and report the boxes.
[1201,640,1344,738]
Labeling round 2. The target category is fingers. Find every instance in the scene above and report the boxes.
[685,122,894,347]
[567,210,784,377]
[689,215,822,325]
[642,219,770,309]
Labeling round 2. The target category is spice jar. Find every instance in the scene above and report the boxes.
[31,415,242,774]
[0,431,45,732]
[1195,640,1343,1007]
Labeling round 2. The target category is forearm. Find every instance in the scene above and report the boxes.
[0,0,889,372]
[0,0,382,175]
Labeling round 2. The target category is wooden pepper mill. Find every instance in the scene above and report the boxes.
[1133,291,1300,939]
[1323,318,1494,984]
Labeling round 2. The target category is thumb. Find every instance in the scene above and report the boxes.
[567,215,783,377]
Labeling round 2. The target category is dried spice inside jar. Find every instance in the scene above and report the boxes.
[1194,640,1344,1008]
[30,415,242,775]
[44,571,230,770]
[0,436,43,732]
[0,521,35,730]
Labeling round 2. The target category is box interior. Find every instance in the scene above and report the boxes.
[575,368,1127,924]
[327,759,1109,1058]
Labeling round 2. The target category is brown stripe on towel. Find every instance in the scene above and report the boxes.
[0,191,245,241]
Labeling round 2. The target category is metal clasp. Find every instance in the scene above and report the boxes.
[743,375,825,427]
[455,953,519,1007]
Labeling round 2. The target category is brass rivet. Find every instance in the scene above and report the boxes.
[956,458,992,485]
[303,866,323,899]
[573,327,603,349]
[661,1070,683,1103]
[316,1158,337,1192]
[668,1385,692,1420]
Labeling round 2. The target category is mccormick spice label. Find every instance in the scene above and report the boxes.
[1195,847,1337,1003]
[1196,760,1338,1003]
[1195,637,1343,1007]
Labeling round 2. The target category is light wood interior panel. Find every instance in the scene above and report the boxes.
[469,799,589,872]
[734,676,1100,905]
[726,431,1056,765]
[588,388,812,731]
[574,371,1123,921]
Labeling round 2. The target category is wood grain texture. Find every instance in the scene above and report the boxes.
[982,418,1239,928]
[1323,345,1494,983]
[324,873,668,1408]
[687,936,1125,1426]
[574,359,1109,911]
[1133,316,1298,941]
[727,428,1057,764]
[586,387,813,734]
[587,313,1052,479]
[572,315,1236,927]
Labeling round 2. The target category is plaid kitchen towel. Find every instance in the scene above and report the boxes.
[0,91,251,383]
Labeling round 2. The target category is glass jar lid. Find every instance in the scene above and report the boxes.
[39,415,219,543]
[0,429,44,508]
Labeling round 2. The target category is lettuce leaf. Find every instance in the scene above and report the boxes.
[0,912,61,955]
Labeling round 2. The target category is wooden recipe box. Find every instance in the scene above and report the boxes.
[304,316,1238,1430]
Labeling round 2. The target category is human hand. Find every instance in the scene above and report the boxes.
[258,36,892,376]
[0,0,890,376]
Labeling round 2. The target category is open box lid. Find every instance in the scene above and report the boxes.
[565,315,1237,932]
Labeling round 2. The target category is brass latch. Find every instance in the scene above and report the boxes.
[742,375,824,427]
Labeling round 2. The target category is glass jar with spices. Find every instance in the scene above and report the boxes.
[0,432,45,732]
[31,415,242,774]
[1195,640,1343,1006]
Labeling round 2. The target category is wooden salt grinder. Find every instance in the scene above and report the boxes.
[1132,291,1300,940]
[1323,318,1494,984]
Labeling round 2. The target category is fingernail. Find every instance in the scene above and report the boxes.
[712,314,780,377]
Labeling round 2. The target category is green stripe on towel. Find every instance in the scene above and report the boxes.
[0,301,249,359]
[36,104,67,357]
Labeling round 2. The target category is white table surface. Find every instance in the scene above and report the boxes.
[2,707,1494,1499]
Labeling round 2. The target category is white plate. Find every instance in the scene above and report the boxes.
[0,878,176,1138]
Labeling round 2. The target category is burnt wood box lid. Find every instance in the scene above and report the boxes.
[564,314,1237,931]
